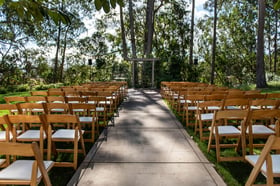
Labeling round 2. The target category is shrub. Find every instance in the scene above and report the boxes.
[0,87,7,94]
[16,84,30,92]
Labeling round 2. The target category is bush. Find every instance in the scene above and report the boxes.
[34,84,49,90]
[0,87,7,94]
[16,84,30,92]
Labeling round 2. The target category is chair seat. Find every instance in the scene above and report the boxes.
[0,160,53,180]
[225,106,240,110]
[96,107,105,112]
[17,130,46,140]
[0,130,21,141]
[201,113,214,121]
[72,109,85,112]
[250,106,274,110]
[269,124,275,129]
[246,154,280,175]
[207,106,220,110]
[249,125,275,135]
[79,117,97,123]
[210,126,241,135]
[50,108,65,112]
[52,129,84,139]
[0,159,5,166]
[187,106,197,111]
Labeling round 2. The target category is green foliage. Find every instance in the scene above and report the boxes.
[274,0,280,9]
[16,84,30,92]
[2,0,71,25]
[94,0,124,13]
[0,87,7,94]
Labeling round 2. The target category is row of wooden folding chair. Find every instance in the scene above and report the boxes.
[195,98,280,141]
[0,142,54,186]
[0,114,86,170]
[245,135,280,186]
[3,95,113,124]
[207,109,280,162]
[0,102,100,143]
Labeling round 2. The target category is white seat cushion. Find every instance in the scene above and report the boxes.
[17,130,46,140]
[0,159,6,166]
[213,126,241,135]
[0,160,53,180]
[246,154,280,174]
[249,125,275,135]
[79,116,96,123]
[52,129,84,139]
[200,113,214,121]
[0,131,21,141]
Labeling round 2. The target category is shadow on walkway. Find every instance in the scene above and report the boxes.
[67,89,226,186]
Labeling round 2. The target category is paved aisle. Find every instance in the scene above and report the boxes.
[68,89,226,186]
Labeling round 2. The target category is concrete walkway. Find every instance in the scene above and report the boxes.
[68,89,226,186]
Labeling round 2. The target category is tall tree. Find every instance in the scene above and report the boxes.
[189,0,195,65]
[256,0,267,88]
[211,0,217,84]
[128,0,137,87]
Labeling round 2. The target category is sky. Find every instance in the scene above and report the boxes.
[195,0,209,19]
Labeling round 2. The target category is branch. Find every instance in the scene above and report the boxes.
[154,0,165,14]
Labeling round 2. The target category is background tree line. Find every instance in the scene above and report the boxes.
[0,0,279,89]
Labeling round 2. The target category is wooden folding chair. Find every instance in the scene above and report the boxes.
[87,96,109,128]
[195,100,223,141]
[47,90,64,97]
[43,102,69,115]
[30,91,48,96]
[244,109,280,154]
[0,142,54,186]
[46,96,65,103]
[16,102,45,115]
[0,116,12,168]
[250,99,280,110]
[183,94,205,128]
[65,96,87,104]
[266,93,280,100]
[69,103,98,142]
[25,96,47,103]
[207,109,249,162]
[222,98,250,111]
[64,91,80,98]
[4,96,26,104]
[30,90,48,96]
[0,115,12,142]
[245,135,280,186]
[5,114,48,155]
[4,97,26,115]
[0,103,19,115]
[41,114,86,170]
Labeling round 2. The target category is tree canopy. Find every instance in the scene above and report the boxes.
[0,0,279,89]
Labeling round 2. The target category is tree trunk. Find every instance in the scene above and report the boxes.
[60,25,70,82]
[274,11,278,74]
[144,0,155,57]
[128,0,137,87]
[189,0,195,65]
[54,20,61,83]
[211,0,217,85]
[120,6,128,59]
[256,0,267,88]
